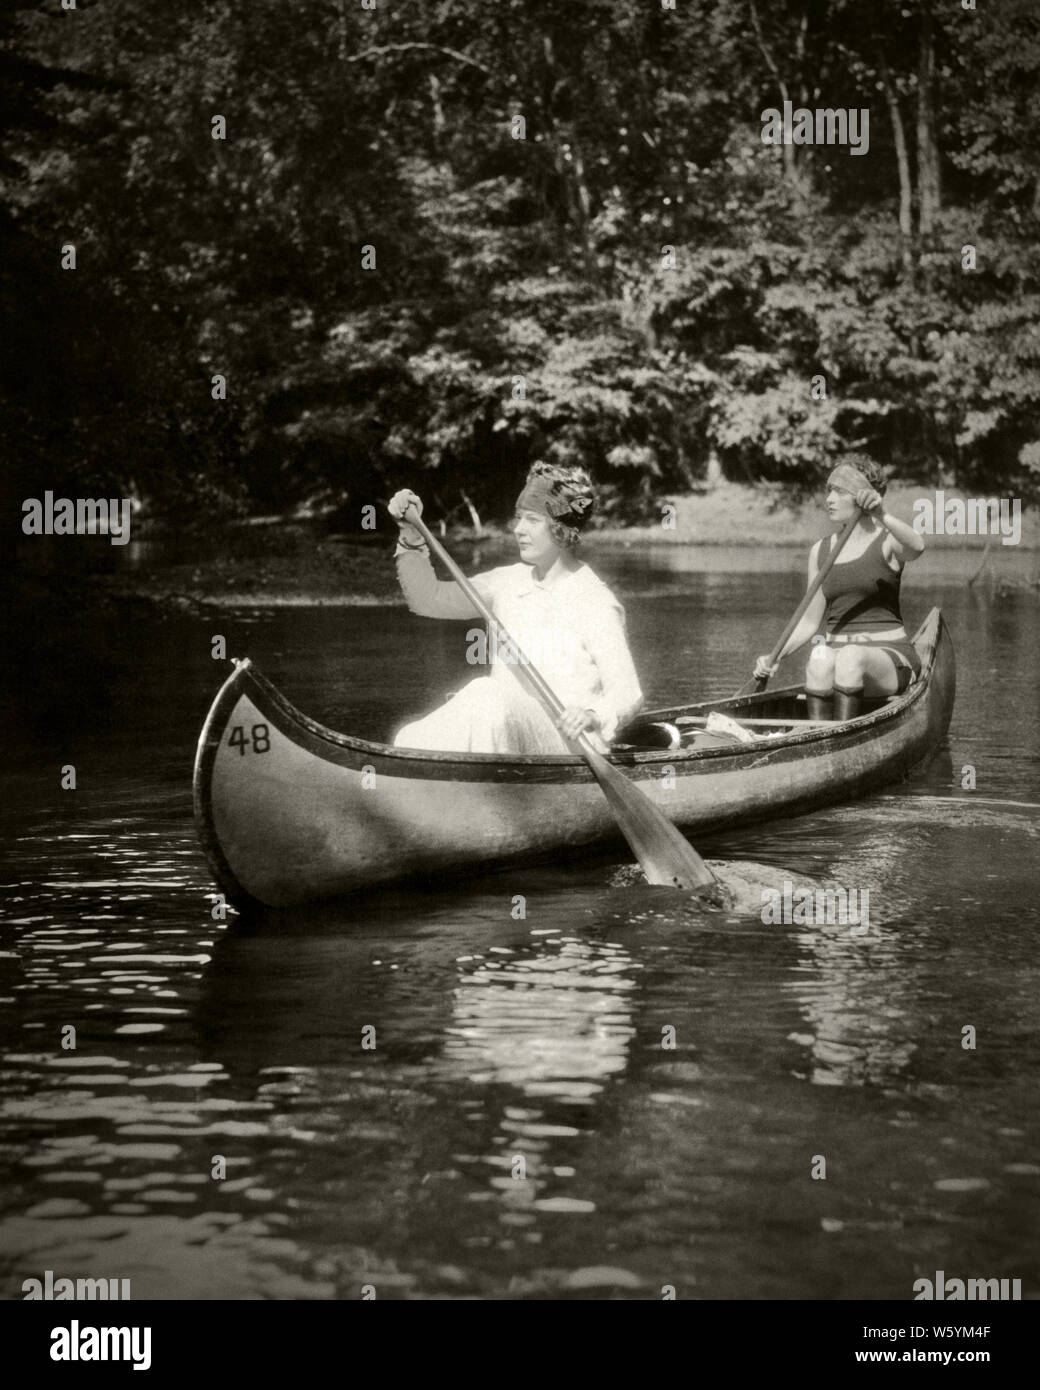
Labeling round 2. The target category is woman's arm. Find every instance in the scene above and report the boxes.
[582,600,644,743]
[396,547,486,620]
[389,486,495,619]
[782,541,828,653]
[878,510,925,564]
[753,540,827,677]
[855,487,925,564]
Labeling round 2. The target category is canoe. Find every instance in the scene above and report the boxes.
[193,606,955,908]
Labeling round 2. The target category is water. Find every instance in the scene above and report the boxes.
[2,545,1038,1300]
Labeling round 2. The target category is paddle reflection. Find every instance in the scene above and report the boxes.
[198,912,639,1102]
[788,830,920,1088]
[441,932,636,1100]
[196,900,640,1235]
[442,930,637,1217]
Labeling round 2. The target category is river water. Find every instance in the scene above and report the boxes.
[1,542,1038,1300]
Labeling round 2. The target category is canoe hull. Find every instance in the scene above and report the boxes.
[193,608,955,907]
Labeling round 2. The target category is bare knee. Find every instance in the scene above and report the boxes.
[805,642,836,693]
[834,646,867,688]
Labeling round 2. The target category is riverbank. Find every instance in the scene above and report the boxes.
[594,483,1039,549]
[12,482,1037,616]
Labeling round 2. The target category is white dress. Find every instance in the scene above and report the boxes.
[392,551,644,754]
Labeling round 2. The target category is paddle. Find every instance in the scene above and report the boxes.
[401,507,719,892]
[736,509,862,697]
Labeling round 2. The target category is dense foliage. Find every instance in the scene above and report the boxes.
[3,0,1039,528]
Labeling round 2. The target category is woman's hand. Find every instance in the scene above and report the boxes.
[753,654,779,681]
[854,486,883,516]
[558,706,603,744]
[389,489,425,545]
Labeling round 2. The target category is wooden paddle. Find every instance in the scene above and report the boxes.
[401,508,719,891]
[737,509,862,697]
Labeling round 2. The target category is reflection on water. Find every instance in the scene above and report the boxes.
[442,932,636,1221]
[788,832,918,1089]
[443,934,636,1100]
[1,555,1038,1298]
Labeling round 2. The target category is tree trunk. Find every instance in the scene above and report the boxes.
[916,10,941,237]
[880,56,914,269]
[540,35,600,287]
[748,0,812,212]
[460,489,483,536]
[428,74,445,143]
[565,129,599,283]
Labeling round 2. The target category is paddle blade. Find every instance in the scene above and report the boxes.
[582,747,718,890]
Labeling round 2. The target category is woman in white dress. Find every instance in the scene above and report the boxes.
[388,462,644,755]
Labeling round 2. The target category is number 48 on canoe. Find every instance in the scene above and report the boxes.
[228,724,271,757]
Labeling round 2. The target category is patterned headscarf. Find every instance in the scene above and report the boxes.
[515,472,595,532]
[827,458,887,496]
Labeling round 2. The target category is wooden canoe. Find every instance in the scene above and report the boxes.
[193,607,955,908]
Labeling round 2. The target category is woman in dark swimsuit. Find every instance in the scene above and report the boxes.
[754,455,925,721]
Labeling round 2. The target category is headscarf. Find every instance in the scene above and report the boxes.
[827,459,887,496]
[515,472,595,532]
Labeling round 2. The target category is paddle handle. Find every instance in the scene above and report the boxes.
[752,509,861,692]
[403,509,568,724]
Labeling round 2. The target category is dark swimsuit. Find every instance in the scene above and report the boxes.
[820,529,922,691]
